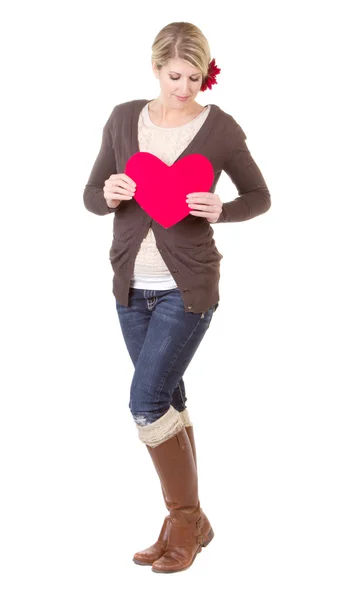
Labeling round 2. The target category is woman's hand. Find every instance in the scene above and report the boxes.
[186,192,223,223]
[104,173,136,209]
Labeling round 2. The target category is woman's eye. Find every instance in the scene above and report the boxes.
[170,77,199,82]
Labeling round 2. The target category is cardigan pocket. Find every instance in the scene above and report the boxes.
[175,241,223,260]
[175,241,210,250]
[171,242,223,274]
[109,240,128,272]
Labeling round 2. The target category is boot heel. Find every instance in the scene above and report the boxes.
[202,527,214,547]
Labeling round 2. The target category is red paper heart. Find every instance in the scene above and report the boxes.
[124,152,214,228]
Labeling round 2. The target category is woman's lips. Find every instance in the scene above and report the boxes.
[176,95,189,101]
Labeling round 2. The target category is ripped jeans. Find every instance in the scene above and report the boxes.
[115,287,219,425]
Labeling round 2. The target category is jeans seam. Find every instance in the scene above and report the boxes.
[155,316,204,404]
[177,380,185,404]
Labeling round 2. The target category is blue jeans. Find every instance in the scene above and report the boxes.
[115,287,219,425]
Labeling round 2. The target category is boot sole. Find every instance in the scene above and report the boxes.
[133,527,215,568]
[151,528,215,574]
[133,559,154,566]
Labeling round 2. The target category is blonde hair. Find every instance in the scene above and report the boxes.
[151,22,211,80]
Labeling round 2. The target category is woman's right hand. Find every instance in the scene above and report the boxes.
[104,173,136,208]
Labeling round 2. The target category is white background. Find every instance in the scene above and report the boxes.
[1,0,357,598]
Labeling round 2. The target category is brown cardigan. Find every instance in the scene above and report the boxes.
[83,99,271,313]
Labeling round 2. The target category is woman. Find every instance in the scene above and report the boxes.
[83,21,271,574]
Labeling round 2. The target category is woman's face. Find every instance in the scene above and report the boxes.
[153,58,203,109]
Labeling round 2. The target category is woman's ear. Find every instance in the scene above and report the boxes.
[152,61,159,79]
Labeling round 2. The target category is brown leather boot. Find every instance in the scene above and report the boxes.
[147,426,213,573]
[132,421,213,566]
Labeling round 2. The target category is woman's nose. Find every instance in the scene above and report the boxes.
[179,81,190,93]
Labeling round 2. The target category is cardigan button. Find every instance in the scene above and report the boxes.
[188,305,192,310]
[183,289,189,293]
[172,268,178,273]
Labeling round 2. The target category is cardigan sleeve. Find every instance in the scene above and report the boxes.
[215,118,271,223]
[83,106,122,216]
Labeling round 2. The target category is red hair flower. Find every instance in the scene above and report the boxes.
[200,58,221,92]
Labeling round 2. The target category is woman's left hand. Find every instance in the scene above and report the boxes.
[186,192,223,223]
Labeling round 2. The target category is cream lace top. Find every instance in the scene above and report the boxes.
[130,101,211,290]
